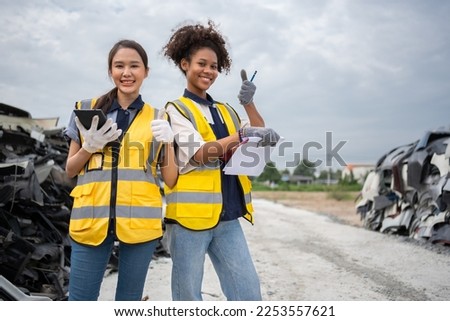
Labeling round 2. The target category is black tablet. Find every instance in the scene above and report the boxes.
[74,109,107,130]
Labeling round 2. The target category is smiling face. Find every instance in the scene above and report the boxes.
[181,47,218,98]
[109,47,149,100]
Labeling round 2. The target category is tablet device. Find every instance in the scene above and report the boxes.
[74,109,107,130]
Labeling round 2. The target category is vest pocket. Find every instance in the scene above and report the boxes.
[69,183,95,231]
[70,183,95,208]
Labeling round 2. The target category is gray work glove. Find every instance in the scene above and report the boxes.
[238,69,256,105]
[240,127,280,147]
[75,116,122,153]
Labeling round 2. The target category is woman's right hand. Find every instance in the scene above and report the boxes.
[238,69,257,105]
[75,116,122,153]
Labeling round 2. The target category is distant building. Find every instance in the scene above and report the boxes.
[341,163,374,184]
[289,175,314,185]
[315,178,339,185]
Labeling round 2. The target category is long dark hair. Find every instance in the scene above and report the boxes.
[94,39,148,113]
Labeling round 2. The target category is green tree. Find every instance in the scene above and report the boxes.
[333,169,342,180]
[293,159,316,177]
[318,169,329,179]
[339,169,357,185]
[257,162,281,183]
[318,168,341,180]
[281,168,290,179]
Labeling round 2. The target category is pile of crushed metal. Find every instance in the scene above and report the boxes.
[0,103,170,301]
[0,103,74,300]
[356,127,450,245]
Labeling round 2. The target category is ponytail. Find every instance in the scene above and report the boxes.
[94,87,118,114]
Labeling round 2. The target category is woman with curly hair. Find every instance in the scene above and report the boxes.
[161,20,280,301]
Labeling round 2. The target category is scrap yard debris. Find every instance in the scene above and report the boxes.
[0,103,168,301]
[356,127,450,245]
[0,103,74,300]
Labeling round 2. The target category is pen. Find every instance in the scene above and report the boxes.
[250,70,257,82]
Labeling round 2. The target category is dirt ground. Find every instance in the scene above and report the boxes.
[99,191,450,301]
[252,191,362,227]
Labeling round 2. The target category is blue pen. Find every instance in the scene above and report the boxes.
[250,70,257,82]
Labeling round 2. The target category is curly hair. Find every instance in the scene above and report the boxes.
[162,20,232,74]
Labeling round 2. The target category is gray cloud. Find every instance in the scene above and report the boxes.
[1,0,449,170]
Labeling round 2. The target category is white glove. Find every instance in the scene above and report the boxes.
[75,115,122,153]
[151,119,174,143]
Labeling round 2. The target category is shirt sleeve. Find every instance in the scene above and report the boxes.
[166,104,206,174]
[63,110,80,145]
[240,118,250,129]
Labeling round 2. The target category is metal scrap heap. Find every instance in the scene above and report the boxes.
[0,103,75,300]
[356,127,450,245]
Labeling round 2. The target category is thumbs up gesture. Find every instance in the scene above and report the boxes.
[151,108,174,143]
[237,69,257,106]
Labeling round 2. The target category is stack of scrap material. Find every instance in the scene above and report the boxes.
[356,127,450,245]
[0,103,75,300]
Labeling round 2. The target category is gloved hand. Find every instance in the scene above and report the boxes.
[240,127,280,147]
[75,115,122,153]
[238,69,256,105]
[151,119,174,143]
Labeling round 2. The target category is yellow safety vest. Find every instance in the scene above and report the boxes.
[164,97,254,230]
[69,99,163,245]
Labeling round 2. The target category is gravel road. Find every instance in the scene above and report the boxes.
[99,198,450,301]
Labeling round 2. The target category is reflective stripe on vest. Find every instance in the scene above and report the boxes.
[164,98,254,230]
[69,99,163,245]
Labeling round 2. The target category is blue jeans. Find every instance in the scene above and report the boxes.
[68,234,158,301]
[165,219,262,301]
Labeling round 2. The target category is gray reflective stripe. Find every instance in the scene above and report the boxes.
[77,168,156,185]
[244,192,251,205]
[147,108,160,166]
[71,205,161,220]
[166,191,222,204]
[172,99,241,133]
[80,99,92,110]
[223,103,241,130]
[173,99,198,130]
[116,206,162,219]
[71,206,109,219]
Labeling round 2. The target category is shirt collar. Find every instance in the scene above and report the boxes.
[109,95,144,112]
[183,89,215,107]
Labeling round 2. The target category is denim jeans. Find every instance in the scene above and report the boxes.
[165,219,262,301]
[68,234,158,301]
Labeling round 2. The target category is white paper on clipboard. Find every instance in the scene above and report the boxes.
[223,137,275,176]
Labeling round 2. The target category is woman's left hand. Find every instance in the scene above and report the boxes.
[151,119,174,143]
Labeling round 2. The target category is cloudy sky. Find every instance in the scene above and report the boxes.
[1,0,449,171]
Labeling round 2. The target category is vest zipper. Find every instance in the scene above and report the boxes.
[109,143,120,235]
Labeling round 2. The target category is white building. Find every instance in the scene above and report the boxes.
[341,163,375,184]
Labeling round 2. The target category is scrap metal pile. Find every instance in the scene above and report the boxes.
[0,103,169,301]
[356,128,450,245]
[0,103,74,300]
